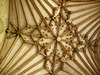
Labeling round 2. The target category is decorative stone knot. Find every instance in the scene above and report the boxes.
[34,41,39,45]
[59,0,62,3]
[68,27,71,30]
[62,67,66,71]
[66,19,72,24]
[57,37,61,41]
[79,41,83,45]
[6,28,10,33]
[45,56,49,60]
[70,57,74,60]
[61,3,65,7]
[42,45,46,48]
[83,49,86,53]
[36,25,41,30]
[60,57,66,62]
[88,42,91,47]
[51,72,55,75]
[73,48,79,52]
[77,33,81,36]
[17,30,22,35]
[68,11,71,14]
[52,16,58,21]
[50,24,53,26]
[84,35,88,38]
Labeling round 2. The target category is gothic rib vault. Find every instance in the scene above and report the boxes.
[0,0,100,75]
